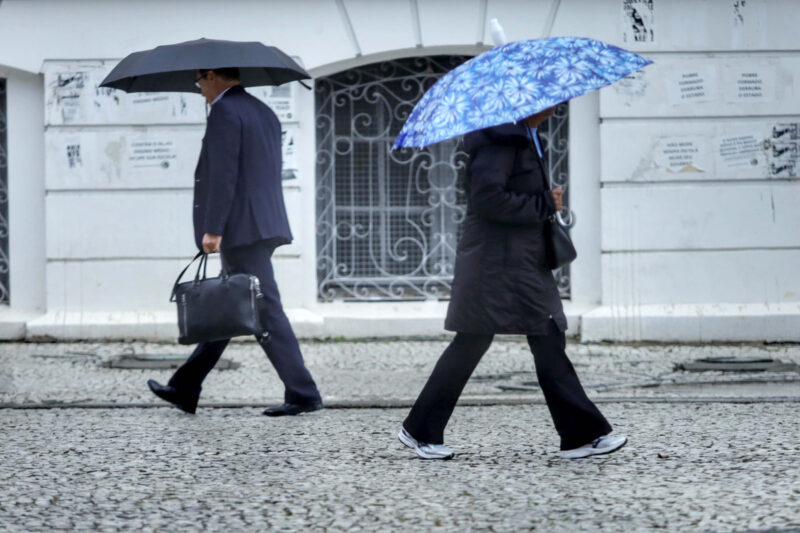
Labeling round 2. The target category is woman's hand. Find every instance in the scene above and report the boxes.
[550,187,563,212]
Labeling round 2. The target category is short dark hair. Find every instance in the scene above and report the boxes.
[210,67,240,81]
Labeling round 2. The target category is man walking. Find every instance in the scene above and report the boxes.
[147,68,323,417]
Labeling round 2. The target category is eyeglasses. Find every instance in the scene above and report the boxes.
[194,72,209,89]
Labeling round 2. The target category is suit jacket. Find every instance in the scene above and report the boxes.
[193,85,292,251]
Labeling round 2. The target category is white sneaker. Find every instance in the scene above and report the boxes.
[398,428,455,460]
[560,434,628,459]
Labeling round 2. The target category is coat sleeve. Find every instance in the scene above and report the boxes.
[468,143,556,225]
[203,104,242,236]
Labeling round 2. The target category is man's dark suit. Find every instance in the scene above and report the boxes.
[192,85,292,251]
[168,85,321,406]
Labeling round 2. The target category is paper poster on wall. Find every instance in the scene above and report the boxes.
[723,65,777,103]
[64,140,84,169]
[770,146,798,177]
[653,136,710,173]
[613,70,648,102]
[52,71,89,124]
[251,84,298,122]
[621,0,655,44]
[45,61,301,126]
[769,123,800,178]
[666,66,720,106]
[48,134,95,186]
[281,125,299,180]
[714,133,766,172]
[771,123,799,142]
[46,129,204,189]
[128,139,180,170]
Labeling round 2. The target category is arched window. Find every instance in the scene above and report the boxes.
[315,57,570,301]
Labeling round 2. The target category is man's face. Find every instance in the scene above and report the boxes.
[195,70,214,104]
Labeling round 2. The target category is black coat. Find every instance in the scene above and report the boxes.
[444,122,567,336]
[193,85,292,251]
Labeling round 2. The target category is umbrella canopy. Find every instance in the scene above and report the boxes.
[100,38,310,93]
[393,37,652,149]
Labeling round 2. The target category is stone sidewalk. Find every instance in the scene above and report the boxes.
[1,339,799,531]
[1,339,799,406]
[1,403,799,532]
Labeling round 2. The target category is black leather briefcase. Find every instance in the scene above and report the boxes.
[170,252,266,345]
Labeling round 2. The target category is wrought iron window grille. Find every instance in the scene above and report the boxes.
[315,57,570,302]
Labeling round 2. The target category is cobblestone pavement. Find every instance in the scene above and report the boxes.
[1,403,798,532]
[1,340,799,405]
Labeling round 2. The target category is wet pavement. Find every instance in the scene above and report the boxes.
[1,339,799,531]
[1,403,798,532]
[1,339,799,406]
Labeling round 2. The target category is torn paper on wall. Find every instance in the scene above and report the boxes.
[621,0,655,44]
[44,61,203,126]
[281,124,299,180]
[731,0,768,49]
[769,122,800,177]
[252,84,298,122]
[613,70,649,103]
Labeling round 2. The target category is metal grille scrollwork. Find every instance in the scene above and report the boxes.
[315,57,470,301]
[0,79,9,304]
[539,103,571,298]
[315,57,571,301]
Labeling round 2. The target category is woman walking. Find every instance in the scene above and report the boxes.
[398,107,627,460]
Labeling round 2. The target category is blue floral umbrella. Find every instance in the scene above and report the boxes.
[393,37,652,149]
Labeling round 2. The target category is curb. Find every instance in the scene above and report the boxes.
[1,395,799,410]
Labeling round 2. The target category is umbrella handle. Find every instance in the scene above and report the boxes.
[490,19,508,46]
[555,209,576,229]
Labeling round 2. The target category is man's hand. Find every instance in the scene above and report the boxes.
[550,187,564,212]
[202,233,222,254]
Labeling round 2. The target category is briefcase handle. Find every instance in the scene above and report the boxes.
[170,251,209,302]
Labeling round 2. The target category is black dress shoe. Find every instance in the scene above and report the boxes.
[262,401,323,417]
[147,379,199,414]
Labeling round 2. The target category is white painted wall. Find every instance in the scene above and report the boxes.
[36,58,308,329]
[584,45,800,341]
[0,0,797,341]
[0,65,46,337]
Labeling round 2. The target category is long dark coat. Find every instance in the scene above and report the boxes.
[193,85,292,251]
[444,122,568,336]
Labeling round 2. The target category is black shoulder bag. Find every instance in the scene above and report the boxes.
[170,251,266,345]
[544,210,577,270]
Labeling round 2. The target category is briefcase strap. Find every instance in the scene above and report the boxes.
[170,250,236,302]
[170,251,205,302]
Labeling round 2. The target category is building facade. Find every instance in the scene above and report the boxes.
[0,0,798,341]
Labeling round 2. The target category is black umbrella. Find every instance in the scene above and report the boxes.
[100,38,310,93]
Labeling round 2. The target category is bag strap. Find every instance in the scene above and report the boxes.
[194,252,209,282]
[524,125,558,228]
[524,124,575,229]
[524,125,550,191]
[170,251,205,302]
